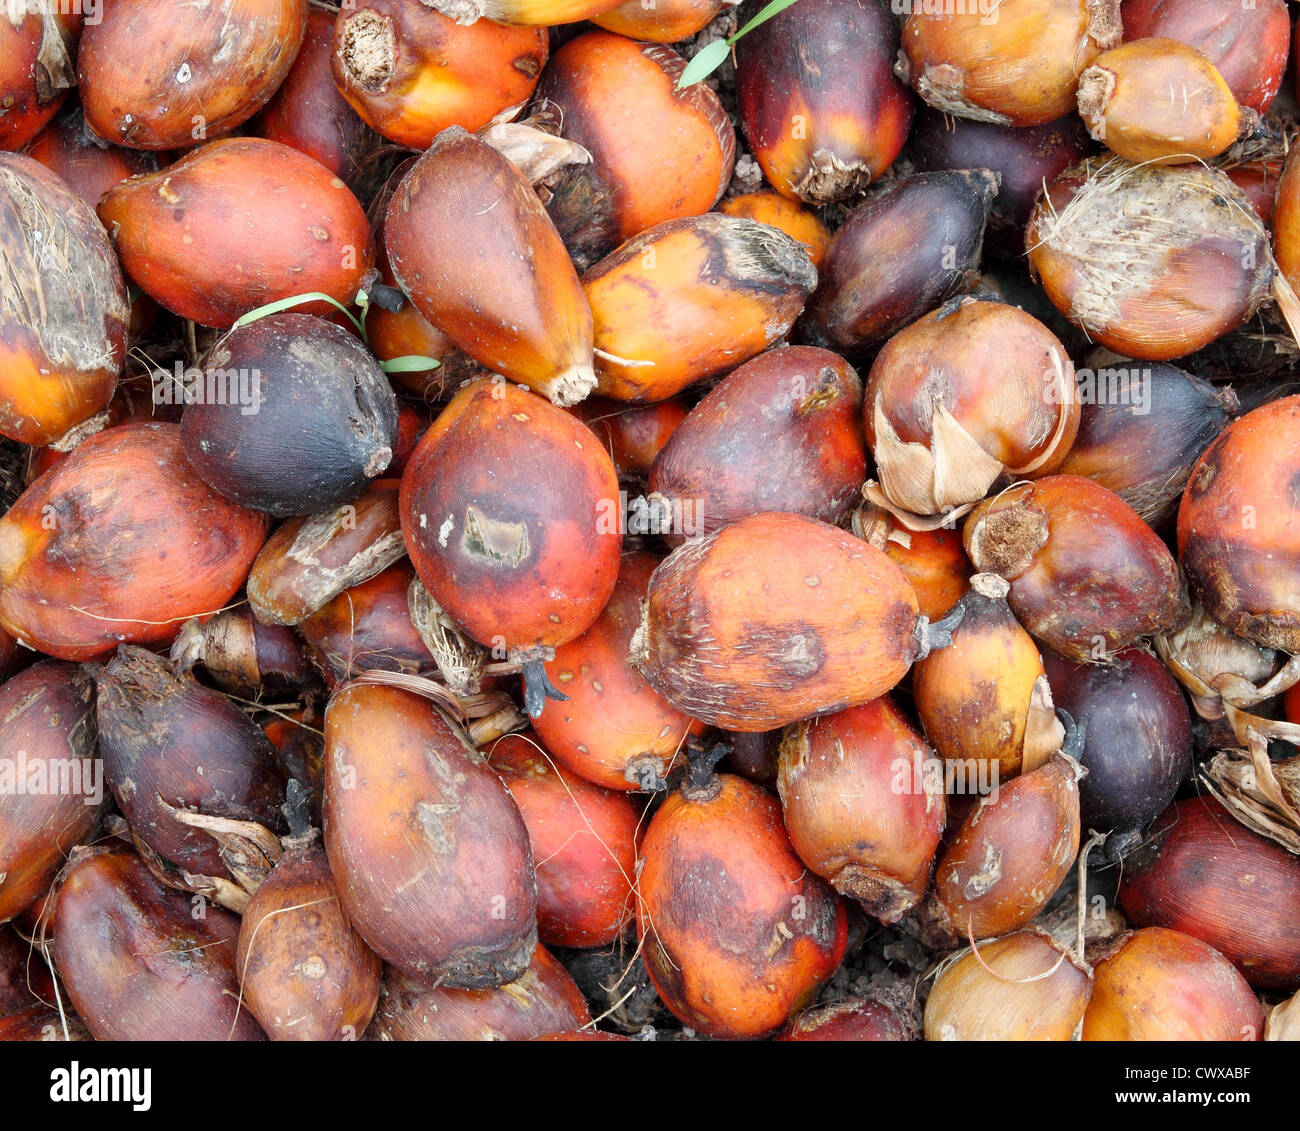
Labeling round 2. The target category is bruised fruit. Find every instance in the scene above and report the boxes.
[637,763,847,1040]
[399,378,621,714]
[632,512,941,732]
[324,684,537,987]
[52,846,266,1040]
[0,9,74,150]
[78,0,307,150]
[0,423,268,660]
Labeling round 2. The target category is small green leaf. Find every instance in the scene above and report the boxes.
[676,39,730,90]
[232,292,365,336]
[733,0,803,40]
[380,355,443,373]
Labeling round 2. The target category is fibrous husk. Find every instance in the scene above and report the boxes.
[1266,990,1300,1040]
[1156,603,1300,744]
[477,114,591,200]
[407,577,486,696]
[1201,729,1300,855]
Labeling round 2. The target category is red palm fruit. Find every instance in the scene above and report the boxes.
[51,846,266,1040]
[594,0,721,41]
[571,397,689,482]
[487,733,639,948]
[536,31,735,269]
[585,214,818,403]
[25,108,160,208]
[96,646,286,881]
[649,346,866,547]
[532,551,701,792]
[236,785,383,1041]
[964,475,1189,662]
[864,298,1078,524]
[780,997,915,1041]
[923,749,1081,947]
[718,191,832,266]
[255,8,384,200]
[247,484,404,627]
[736,0,913,203]
[0,423,267,660]
[632,512,934,732]
[99,138,374,330]
[400,378,621,716]
[637,763,847,1039]
[323,684,537,988]
[913,574,1063,785]
[799,171,997,358]
[0,153,126,446]
[385,127,595,406]
[1083,927,1264,1041]
[1227,162,1282,225]
[332,1,546,150]
[78,0,307,150]
[0,924,54,1014]
[0,663,102,924]
[533,1029,630,1041]
[1178,397,1300,652]
[778,698,946,923]
[882,525,971,622]
[898,0,1121,127]
[1119,796,1300,991]
[1121,0,1290,114]
[300,562,437,689]
[371,944,589,1041]
[0,10,74,151]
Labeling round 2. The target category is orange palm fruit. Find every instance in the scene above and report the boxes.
[399,378,622,715]
[24,108,160,209]
[637,761,847,1040]
[718,191,832,266]
[633,512,950,732]
[898,0,1121,127]
[416,1,620,25]
[78,0,307,150]
[778,697,946,923]
[488,733,639,948]
[0,153,127,445]
[1077,39,1253,165]
[585,214,817,402]
[99,138,374,329]
[913,573,1064,785]
[0,11,74,151]
[331,1,547,149]
[736,0,914,203]
[385,127,595,406]
[0,423,268,660]
[533,551,701,791]
[536,31,735,269]
[593,0,723,41]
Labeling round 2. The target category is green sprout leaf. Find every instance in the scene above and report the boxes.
[379,355,443,373]
[676,0,804,90]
